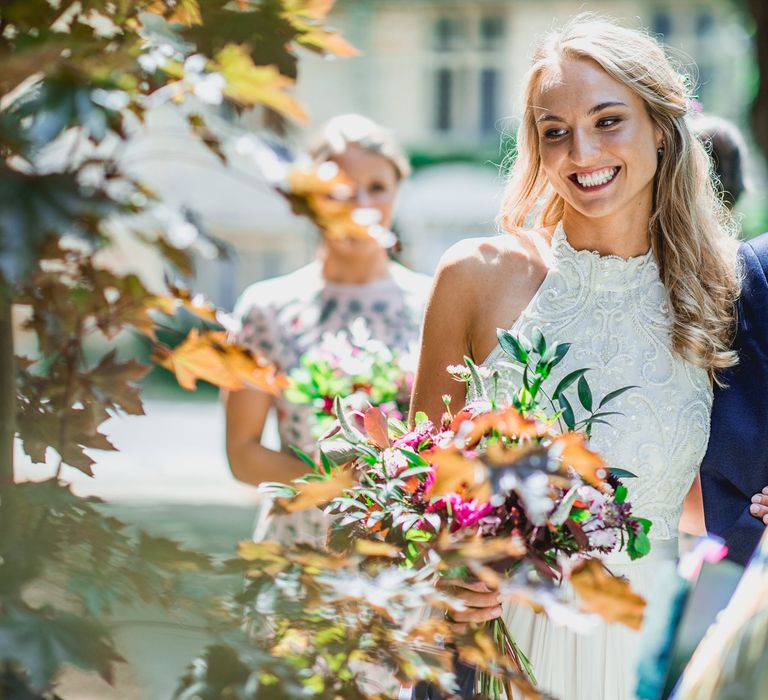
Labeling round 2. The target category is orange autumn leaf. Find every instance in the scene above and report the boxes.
[145,0,202,26]
[287,166,374,242]
[551,432,608,485]
[151,287,219,324]
[465,407,547,446]
[152,329,286,393]
[426,447,490,501]
[278,469,354,513]
[570,558,646,631]
[296,28,360,58]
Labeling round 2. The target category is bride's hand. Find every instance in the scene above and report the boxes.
[440,578,503,625]
[750,486,768,525]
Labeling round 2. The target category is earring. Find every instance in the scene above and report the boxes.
[657,145,665,158]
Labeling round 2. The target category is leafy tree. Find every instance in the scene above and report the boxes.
[0,1,358,696]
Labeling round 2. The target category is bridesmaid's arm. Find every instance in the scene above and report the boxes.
[224,388,309,485]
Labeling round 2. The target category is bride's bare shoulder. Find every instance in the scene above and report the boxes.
[435,230,548,290]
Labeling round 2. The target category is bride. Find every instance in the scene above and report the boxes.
[410,15,746,700]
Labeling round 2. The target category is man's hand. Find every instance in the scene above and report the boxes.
[750,486,768,525]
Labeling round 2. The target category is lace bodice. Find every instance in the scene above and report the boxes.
[481,222,713,540]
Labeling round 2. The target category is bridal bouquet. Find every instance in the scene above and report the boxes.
[268,328,651,698]
[283,317,417,439]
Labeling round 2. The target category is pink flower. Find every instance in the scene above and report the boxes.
[393,420,434,451]
[427,493,494,532]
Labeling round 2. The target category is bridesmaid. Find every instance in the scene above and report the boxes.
[225,114,431,545]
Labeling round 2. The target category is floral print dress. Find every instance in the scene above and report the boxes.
[233,260,431,545]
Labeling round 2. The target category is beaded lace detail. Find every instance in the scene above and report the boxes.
[482,222,712,540]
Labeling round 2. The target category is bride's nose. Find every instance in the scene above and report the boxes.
[570,129,601,167]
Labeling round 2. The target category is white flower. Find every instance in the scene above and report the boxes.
[520,472,553,526]
[586,528,618,550]
[446,364,472,381]
[382,448,408,477]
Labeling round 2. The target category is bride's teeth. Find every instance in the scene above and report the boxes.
[576,167,616,188]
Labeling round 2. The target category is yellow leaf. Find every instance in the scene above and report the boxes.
[283,0,335,21]
[570,558,646,630]
[355,540,401,558]
[214,45,309,123]
[279,469,354,513]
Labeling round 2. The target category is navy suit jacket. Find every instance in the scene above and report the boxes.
[701,233,768,566]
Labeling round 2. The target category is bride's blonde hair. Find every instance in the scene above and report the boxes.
[499,14,740,380]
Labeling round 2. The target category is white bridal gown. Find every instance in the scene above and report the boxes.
[480,223,713,700]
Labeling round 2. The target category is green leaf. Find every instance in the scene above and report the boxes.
[0,603,122,692]
[398,449,429,467]
[552,368,589,401]
[320,449,335,476]
[569,508,590,523]
[614,485,628,504]
[628,530,652,560]
[404,529,433,542]
[549,486,580,526]
[333,395,364,444]
[610,468,638,479]
[549,342,571,369]
[635,517,652,534]
[577,375,593,412]
[289,445,317,470]
[496,329,528,364]
[558,393,576,431]
[463,356,488,400]
[530,327,546,356]
[598,385,639,409]
[414,411,428,424]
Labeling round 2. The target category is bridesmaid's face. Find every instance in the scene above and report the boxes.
[330,144,400,230]
[532,57,663,222]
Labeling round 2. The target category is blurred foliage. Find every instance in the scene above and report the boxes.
[0,0,362,696]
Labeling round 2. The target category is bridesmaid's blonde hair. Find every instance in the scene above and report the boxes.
[308,113,411,181]
[499,14,740,380]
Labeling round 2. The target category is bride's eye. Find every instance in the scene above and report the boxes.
[543,127,568,140]
[597,116,622,128]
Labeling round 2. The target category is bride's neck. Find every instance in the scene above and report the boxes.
[561,207,652,258]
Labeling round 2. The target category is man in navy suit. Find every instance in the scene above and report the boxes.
[701,233,768,566]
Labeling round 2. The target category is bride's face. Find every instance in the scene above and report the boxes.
[532,57,663,222]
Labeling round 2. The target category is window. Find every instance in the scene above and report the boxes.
[696,11,714,38]
[652,11,672,38]
[434,17,462,51]
[480,68,499,135]
[480,16,505,51]
[435,68,453,131]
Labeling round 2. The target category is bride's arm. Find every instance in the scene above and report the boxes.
[409,246,481,427]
